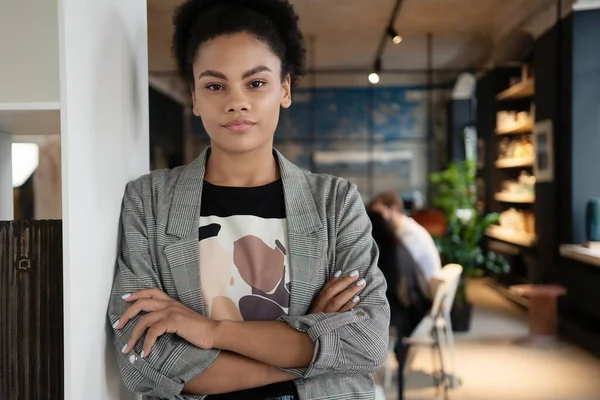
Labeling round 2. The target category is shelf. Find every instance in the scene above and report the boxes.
[560,245,600,268]
[495,122,534,135]
[485,225,536,247]
[0,102,60,136]
[496,79,535,101]
[494,193,535,203]
[495,157,534,169]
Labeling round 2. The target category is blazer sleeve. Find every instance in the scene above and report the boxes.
[277,182,391,378]
[107,181,219,399]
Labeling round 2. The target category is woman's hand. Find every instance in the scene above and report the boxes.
[311,270,367,313]
[113,288,218,358]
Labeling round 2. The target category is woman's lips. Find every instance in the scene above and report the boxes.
[223,119,256,132]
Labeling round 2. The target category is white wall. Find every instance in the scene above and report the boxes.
[0,133,12,220]
[0,0,60,103]
[58,1,149,399]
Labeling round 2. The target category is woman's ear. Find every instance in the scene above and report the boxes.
[280,74,292,109]
[191,87,200,116]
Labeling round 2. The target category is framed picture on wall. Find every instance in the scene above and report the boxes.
[533,119,554,182]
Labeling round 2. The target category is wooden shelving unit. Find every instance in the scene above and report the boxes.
[477,65,539,293]
[496,79,535,101]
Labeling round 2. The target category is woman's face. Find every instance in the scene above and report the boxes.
[191,32,292,155]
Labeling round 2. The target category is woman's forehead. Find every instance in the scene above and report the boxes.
[194,32,282,76]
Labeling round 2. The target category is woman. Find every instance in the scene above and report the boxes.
[107,1,390,399]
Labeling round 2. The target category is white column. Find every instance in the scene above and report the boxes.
[0,133,13,220]
[58,1,149,399]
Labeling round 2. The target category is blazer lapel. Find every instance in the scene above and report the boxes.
[164,149,208,314]
[275,150,324,317]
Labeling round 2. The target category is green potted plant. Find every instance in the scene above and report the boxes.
[430,160,509,331]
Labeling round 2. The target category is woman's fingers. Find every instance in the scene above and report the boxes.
[122,310,167,354]
[312,271,360,312]
[122,288,172,303]
[114,298,171,329]
[338,296,361,313]
[325,278,367,313]
[142,321,171,358]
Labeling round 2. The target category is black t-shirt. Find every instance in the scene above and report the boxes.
[199,179,298,399]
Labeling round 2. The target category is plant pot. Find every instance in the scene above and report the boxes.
[450,301,473,332]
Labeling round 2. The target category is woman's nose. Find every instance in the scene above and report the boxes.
[225,91,251,113]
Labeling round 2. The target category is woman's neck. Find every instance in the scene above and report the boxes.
[204,145,279,187]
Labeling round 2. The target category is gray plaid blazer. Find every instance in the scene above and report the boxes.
[108,148,390,400]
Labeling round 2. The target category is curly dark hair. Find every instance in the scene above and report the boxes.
[172,0,306,88]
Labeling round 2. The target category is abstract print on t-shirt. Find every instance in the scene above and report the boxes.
[198,179,291,322]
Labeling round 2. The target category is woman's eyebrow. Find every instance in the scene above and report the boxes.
[242,66,272,79]
[198,70,227,80]
[198,66,272,81]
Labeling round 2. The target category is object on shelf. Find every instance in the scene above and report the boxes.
[486,225,536,247]
[499,208,535,235]
[496,172,536,202]
[585,198,600,242]
[498,136,535,161]
[496,109,534,135]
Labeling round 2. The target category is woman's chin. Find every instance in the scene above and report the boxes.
[211,138,271,155]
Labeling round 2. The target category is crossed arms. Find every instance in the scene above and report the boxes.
[107,181,390,399]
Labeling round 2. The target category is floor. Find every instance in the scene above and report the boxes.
[374,279,600,400]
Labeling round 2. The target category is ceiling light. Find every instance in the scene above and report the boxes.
[12,143,39,188]
[387,27,402,44]
[368,58,382,85]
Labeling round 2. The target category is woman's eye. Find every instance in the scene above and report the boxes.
[249,80,265,88]
[206,84,223,91]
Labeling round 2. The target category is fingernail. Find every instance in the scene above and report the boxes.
[140,350,145,358]
[352,296,360,303]
[334,270,342,278]
[122,293,131,300]
[356,279,366,287]
[121,344,128,354]
[112,319,120,329]
[350,270,359,277]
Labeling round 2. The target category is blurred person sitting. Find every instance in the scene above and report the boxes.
[372,192,442,295]
[368,206,431,400]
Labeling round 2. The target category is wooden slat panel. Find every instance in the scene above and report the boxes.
[0,220,63,400]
